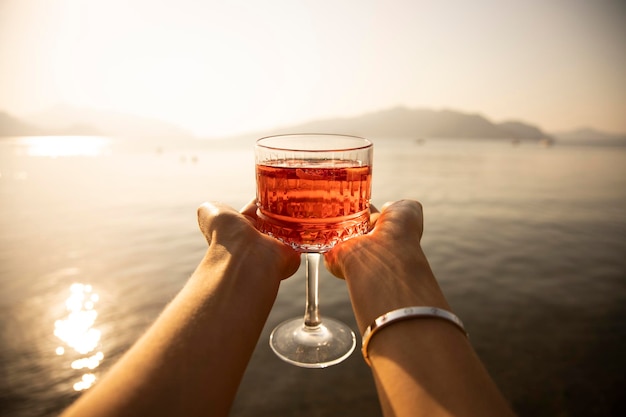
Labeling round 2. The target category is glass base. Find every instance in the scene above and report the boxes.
[269,317,356,368]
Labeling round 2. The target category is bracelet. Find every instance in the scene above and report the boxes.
[361,306,468,367]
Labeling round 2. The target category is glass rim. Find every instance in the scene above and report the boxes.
[256,133,372,152]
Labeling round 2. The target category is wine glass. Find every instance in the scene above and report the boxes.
[255,134,373,368]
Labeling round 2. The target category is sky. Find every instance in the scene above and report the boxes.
[0,0,625,138]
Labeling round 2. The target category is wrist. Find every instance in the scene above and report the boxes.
[341,245,450,335]
[192,242,282,296]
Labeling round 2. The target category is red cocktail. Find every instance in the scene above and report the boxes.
[256,160,372,252]
[255,134,373,368]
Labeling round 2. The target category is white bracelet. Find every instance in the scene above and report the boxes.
[361,306,468,366]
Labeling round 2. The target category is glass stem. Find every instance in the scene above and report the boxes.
[303,252,322,328]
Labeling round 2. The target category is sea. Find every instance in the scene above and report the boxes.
[0,135,624,417]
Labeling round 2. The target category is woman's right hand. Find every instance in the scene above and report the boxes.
[324,200,451,335]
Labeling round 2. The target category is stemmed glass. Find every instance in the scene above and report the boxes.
[255,134,373,368]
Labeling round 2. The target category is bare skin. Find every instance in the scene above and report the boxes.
[61,200,300,417]
[324,200,516,417]
[61,199,515,417]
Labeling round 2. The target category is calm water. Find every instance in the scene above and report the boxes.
[0,136,624,416]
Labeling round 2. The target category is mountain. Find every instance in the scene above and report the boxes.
[241,106,553,142]
[0,111,43,136]
[552,127,626,146]
[496,121,548,140]
[1,105,195,140]
[4,105,623,146]
[22,105,195,139]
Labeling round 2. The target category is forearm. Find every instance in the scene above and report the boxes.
[62,242,281,417]
[367,319,514,417]
[340,241,450,334]
[343,246,515,417]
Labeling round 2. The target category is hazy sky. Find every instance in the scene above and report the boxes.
[1,0,624,137]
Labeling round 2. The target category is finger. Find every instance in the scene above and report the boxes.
[367,201,395,231]
[380,200,395,212]
[197,201,222,227]
[323,248,345,280]
[367,203,389,232]
[364,204,378,231]
[383,199,423,217]
[240,198,257,216]
[373,199,424,236]
[369,212,381,229]
[240,198,258,224]
[197,200,243,235]
[197,201,225,243]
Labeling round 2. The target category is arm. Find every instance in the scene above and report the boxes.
[61,201,301,417]
[324,200,515,417]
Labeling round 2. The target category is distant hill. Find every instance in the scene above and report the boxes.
[0,105,195,140]
[552,128,626,146]
[496,121,548,140]
[0,111,43,136]
[24,105,195,139]
[244,106,553,142]
[4,105,624,147]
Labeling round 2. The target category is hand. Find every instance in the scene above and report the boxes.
[326,200,516,417]
[324,200,450,333]
[197,199,301,281]
[60,200,301,417]
[324,199,425,279]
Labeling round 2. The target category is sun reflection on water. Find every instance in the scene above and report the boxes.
[54,283,104,391]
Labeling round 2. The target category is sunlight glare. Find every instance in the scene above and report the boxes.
[73,373,97,391]
[54,282,105,391]
[21,136,110,158]
[55,283,101,355]
[71,351,105,370]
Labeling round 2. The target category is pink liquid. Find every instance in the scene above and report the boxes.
[256,160,372,252]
